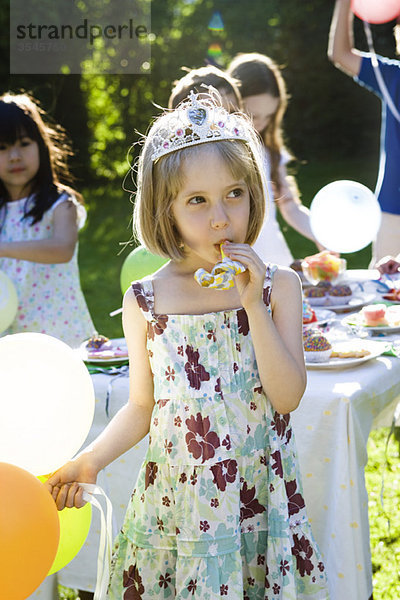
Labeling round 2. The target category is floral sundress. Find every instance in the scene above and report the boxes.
[0,193,94,347]
[108,265,329,599]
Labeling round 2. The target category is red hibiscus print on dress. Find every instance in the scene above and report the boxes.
[131,283,150,313]
[144,462,158,489]
[187,579,197,595]
[285,479,305,516]
[291,534,315,577]
[185,413,220,462]
[222,434,231,450]
[158,572,172,589]
[123,564,145,599]
[263,285,272,306]
[272,412,290,438]
[271,450,283,478]
[207,328,216,342]
[148,315,168,341]
[210,459,238,491]
[240,482,266,522]
[184,346,210,390]
[237,308,249,336]
[157,398,170,409]
[165,366,175,381]
[215,377,224,399]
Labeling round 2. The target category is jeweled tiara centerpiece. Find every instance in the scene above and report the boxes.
[150,90,251,161]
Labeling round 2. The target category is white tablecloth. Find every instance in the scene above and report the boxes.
[30,270,400,599]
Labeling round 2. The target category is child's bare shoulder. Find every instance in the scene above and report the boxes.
[270,265,302,297]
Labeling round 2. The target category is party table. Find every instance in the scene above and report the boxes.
[31,270,400,600]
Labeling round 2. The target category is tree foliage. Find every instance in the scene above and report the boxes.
[1,0,398,182]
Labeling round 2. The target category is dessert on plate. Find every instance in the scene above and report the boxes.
[361,304,388,327]
[303,331,332,363]
[302,250,346,284]
[327,284,353,305]
[304,286,327,306]
[302,298,318,324]
[84,334,128,360]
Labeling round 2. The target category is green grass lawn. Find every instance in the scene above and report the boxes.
[63,157,399,599]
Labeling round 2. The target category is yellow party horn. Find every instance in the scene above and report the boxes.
[194,244,246,290]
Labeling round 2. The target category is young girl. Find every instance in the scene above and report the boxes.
[227,53,322,267]
[0,92,94,348]
[168,64,242,112]
[47,92,329,599]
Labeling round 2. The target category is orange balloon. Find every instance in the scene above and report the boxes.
[0,463,60,599]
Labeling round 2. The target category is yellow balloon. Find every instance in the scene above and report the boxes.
[0,270,18,334]
[48,503,92,575]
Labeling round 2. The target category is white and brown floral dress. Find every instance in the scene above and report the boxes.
[108,266,329,599]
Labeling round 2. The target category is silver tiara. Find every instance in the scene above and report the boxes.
[150,90,251,162]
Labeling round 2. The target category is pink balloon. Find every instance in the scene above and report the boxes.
[351,0,400,24]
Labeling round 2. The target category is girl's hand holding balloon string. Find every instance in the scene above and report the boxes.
[46,452,99,510]
[222,241,266,311]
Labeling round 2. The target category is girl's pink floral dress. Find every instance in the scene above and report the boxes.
[108,266,329,599]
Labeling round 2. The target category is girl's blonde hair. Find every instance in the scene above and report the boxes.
[227,52,289,195]
[132,103,267,261]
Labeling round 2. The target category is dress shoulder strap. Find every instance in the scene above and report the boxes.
[131,279,156,322]
[263,263,278,307]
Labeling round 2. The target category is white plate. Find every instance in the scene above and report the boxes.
[77,337,129,365]
[305,339,386,369]
[313,309,336,326]
[341,313,400,335]
[309,293,376,313]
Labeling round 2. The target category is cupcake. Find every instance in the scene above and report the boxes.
[304,286,327,306]
[316,281,332,292]
[302,299,317,325]
[304,332,332,363]
[85,333,113,352]
[327,284,353,305]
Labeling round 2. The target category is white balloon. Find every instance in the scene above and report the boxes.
[310,180,382,253]
[0,270,18,333]
[0,332,95,475]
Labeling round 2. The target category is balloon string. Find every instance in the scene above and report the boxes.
[81,484,113,600]
[363,20,400,123]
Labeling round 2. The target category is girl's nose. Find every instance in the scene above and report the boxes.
[210,203,229,230]
[9,145,21,161]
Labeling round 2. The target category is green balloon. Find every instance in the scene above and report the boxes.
[48,502,92,575]
[0,270,18,334]
[120,245,168,294]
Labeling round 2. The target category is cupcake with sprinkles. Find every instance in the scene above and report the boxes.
[327,284,353,305]
[304,286,327,306]
[303,331,332,363]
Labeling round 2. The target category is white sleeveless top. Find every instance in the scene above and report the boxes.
[252,148,294,267]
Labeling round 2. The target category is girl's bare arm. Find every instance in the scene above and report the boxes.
[224,242,306,414]
[328,0,362,76]
[47,287,155,509]
[0,200,78,263]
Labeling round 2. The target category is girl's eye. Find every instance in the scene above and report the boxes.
[188,196,205,205]
[20,138,33,147]
[227,188,244,199]
[0,144,7,151]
